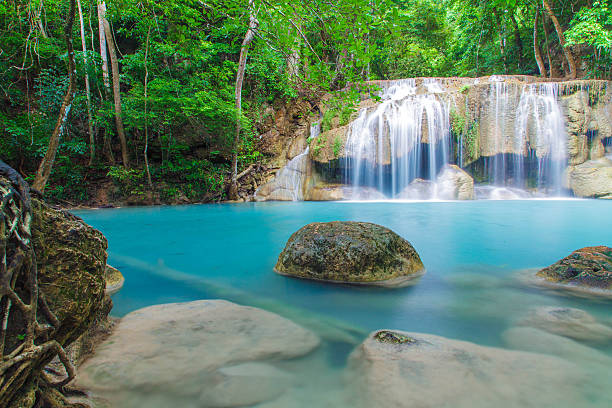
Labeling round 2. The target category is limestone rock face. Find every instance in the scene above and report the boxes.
[76,300,320,408]
[274,222,424,287]
[435,164,475,200]
[536,246,612,292]
[517,307,612,344]
[567,157,612,198]
[304,183,347,201]
[346,330,589,408]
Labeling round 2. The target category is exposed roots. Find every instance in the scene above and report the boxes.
[0,160,76,406]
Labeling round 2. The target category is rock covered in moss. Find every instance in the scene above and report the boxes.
[105,264,125,295]
[1,172,110,408]
[30,198,109,346]
[536,246,612,292]
[274,221,425,287]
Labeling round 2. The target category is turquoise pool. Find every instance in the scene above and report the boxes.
[75,200,612,407]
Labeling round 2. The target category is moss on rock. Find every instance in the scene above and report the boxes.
[274,221,425,287]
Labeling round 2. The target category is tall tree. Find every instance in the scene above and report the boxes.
[541,0,577,78]
[229,0,258,200]
[33,0,77,192]
[77,0,95,164]
[103,16,130,167]
[98,0,110,92]
[533,7,548,76]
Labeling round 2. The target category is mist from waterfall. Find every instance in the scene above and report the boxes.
[343,79,451,198]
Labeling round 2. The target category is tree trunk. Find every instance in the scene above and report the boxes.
[77,0,95,165]
[541,13,560,78]
[97,0,110,92]
[144,27,153,188]
[493,9,508,74]
[33,0,77,192]
[533,8,547,77]
[541,0,577,79]
[103,17,129,167]
[509,14,524,69]
[229,0,258,200]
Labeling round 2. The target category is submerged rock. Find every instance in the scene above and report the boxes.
[274,222,425,287]
[517,306,612,344]
[346,330,590,408]
[76,300,320,407]
[536,246,612,292]
[502,327,612,367]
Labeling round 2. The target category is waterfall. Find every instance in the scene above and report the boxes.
[343,79,451,198]
[255,122,319,201]
[515,83,567,194]
[271,147,310,201]
[479,81,567,195]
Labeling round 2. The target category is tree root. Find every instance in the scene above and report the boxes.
[0,160,77,407]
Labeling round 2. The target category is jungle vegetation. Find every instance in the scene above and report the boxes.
[1,0,610,203]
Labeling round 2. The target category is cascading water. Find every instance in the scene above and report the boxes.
[271,147,310,201]
[338,77,571,200]
[343,79,451,198]
[256,122,319,201]
[515,83,567,194]
[473,80,568,198]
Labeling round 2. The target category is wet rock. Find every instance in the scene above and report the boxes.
[30,198,108,346]
[275,222,424,287]
[502,327,612,367]
[304,183,347,201]
[105,264,125,295]
[1,175,109,408]
[566,157,612,199]
[536,246,612,292]
[346,330,589,408]
[76,300,319,408]
[517,306,612,343]
[199,363,292,407]
[436,164,475,200]
[396,179,434,199]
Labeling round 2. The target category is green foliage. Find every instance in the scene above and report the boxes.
[566,0,612,77]
[0,0,602,206]
[333,136,343,158]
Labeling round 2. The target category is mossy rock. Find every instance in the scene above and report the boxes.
[105,264,125,295]
[274,221,425,287]
[536,246,612,292]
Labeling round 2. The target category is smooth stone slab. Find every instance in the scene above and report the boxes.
[346,330,590,408]
[517,306,612,343]
[76,300,319,408]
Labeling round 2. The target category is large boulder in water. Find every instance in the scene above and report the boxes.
[536,246,612,292]
[274,221,425,287]
[346,330,590,408]
[75,300,320,408]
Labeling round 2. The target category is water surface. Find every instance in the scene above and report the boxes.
[75,200,612,407]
